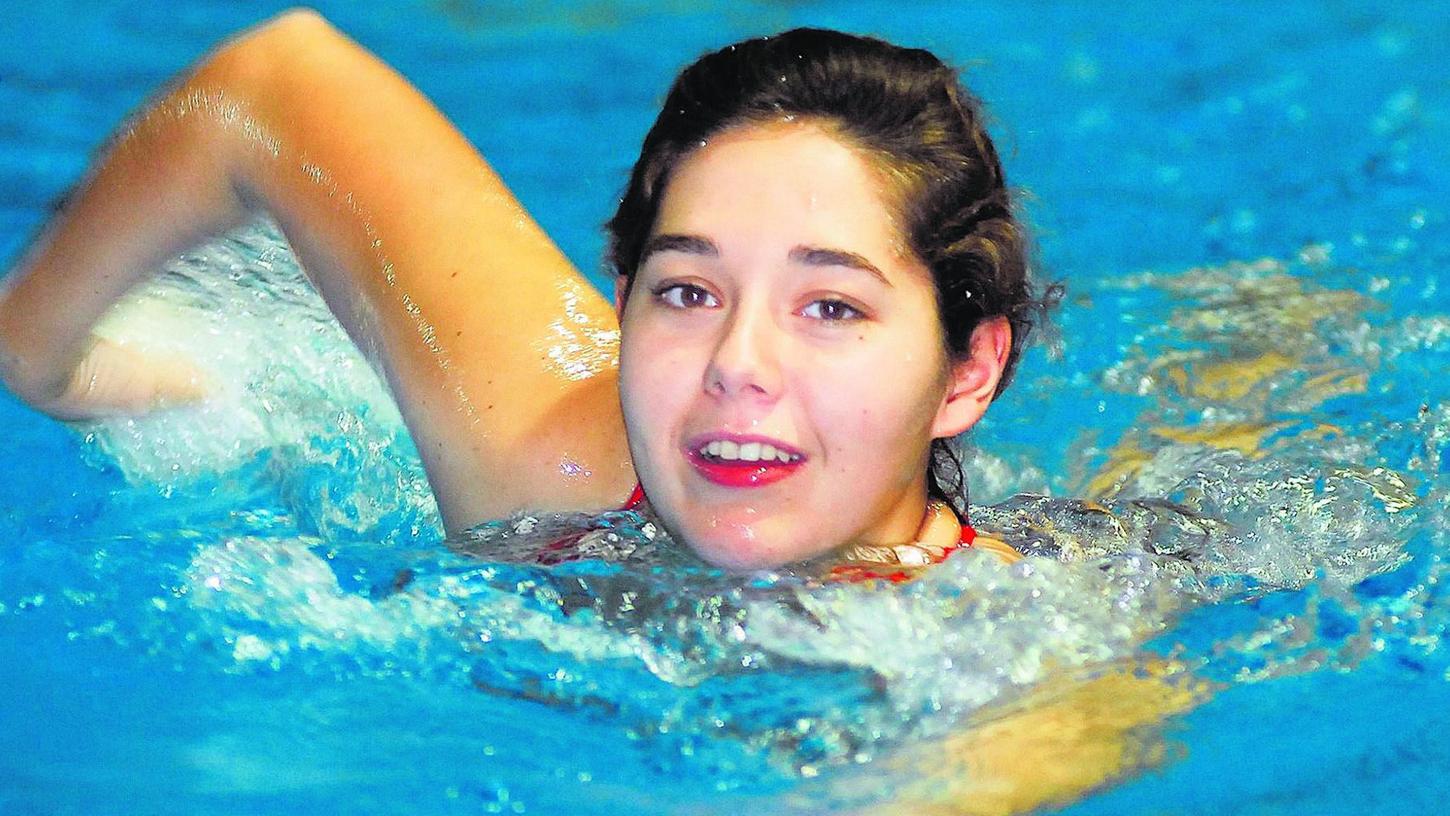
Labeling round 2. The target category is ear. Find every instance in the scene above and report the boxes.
[930,316,1012,439]
[613,275,631,321]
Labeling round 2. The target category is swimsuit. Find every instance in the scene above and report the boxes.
[621,482,647,511]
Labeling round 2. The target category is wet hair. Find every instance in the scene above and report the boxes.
[606,28,1058,513]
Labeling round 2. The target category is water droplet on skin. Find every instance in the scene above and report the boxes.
[559,457,593,479]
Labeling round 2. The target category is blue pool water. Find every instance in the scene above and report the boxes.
[3,1,1448,814]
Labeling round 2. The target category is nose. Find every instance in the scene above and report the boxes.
[704,303,782,401]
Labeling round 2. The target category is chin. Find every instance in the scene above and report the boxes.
[689,545,787,572]
[681,526,822,572]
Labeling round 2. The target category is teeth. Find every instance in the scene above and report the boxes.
[697,440,803,463]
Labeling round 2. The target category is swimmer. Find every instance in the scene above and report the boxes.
[0,12,1199,811]
[0,10,1051,573]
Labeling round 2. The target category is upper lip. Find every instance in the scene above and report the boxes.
[684,432,808,460]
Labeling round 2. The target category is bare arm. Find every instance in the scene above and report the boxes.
[847,661,1209,815]
[0,9,635,529]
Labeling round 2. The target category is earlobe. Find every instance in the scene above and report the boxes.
[930,316,1012,439]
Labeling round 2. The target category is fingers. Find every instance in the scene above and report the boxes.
[36,336,207,420]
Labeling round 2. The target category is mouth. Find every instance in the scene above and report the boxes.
[685,434,807,488]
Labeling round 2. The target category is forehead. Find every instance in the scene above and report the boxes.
[652,120,916,264]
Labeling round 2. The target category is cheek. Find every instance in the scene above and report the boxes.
[805,341,946,453]
[618,339,654,435]
[618,327,693,445]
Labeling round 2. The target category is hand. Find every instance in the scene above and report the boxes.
[843,660,1209,816]
[15,335,208,420]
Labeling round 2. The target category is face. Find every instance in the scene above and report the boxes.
[617,120,967,570]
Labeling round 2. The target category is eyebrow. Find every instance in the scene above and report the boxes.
[643,234,893,287]
[640,233,718,263]
[790,246,892,287]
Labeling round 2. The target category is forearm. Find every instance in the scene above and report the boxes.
[0,11,311,408]
[0,10,633,521]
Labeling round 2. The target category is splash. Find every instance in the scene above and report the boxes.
[18,235,1445,809]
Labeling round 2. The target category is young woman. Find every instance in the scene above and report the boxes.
[0,11,1049,574]
[0,14,1210,813]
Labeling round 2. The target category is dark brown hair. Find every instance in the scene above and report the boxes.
[607,28,1057,512]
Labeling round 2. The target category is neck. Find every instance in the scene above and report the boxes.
[833,499,962,564]
[913,499,965,549]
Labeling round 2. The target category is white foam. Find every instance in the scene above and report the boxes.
[81,219,441,539]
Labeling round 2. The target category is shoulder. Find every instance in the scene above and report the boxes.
[971,533,1024,565]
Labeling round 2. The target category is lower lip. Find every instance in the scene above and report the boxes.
[687,451,804,488]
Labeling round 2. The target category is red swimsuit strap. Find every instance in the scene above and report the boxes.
[621,482,647,511]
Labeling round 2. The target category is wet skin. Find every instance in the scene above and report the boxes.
[0,13,1008,572]
[616,120,1006,570]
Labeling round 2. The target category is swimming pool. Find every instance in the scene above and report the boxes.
[2,1,1447,813]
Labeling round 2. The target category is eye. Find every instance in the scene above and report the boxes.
[800,298,865,322]
[654,283,719,310]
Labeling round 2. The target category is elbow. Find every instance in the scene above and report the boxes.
[253,8,336,41]
[202,7,342,94]
[246,7,346,58]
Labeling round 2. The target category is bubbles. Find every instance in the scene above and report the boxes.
[80,219,442,544]
[536,281,621,382]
